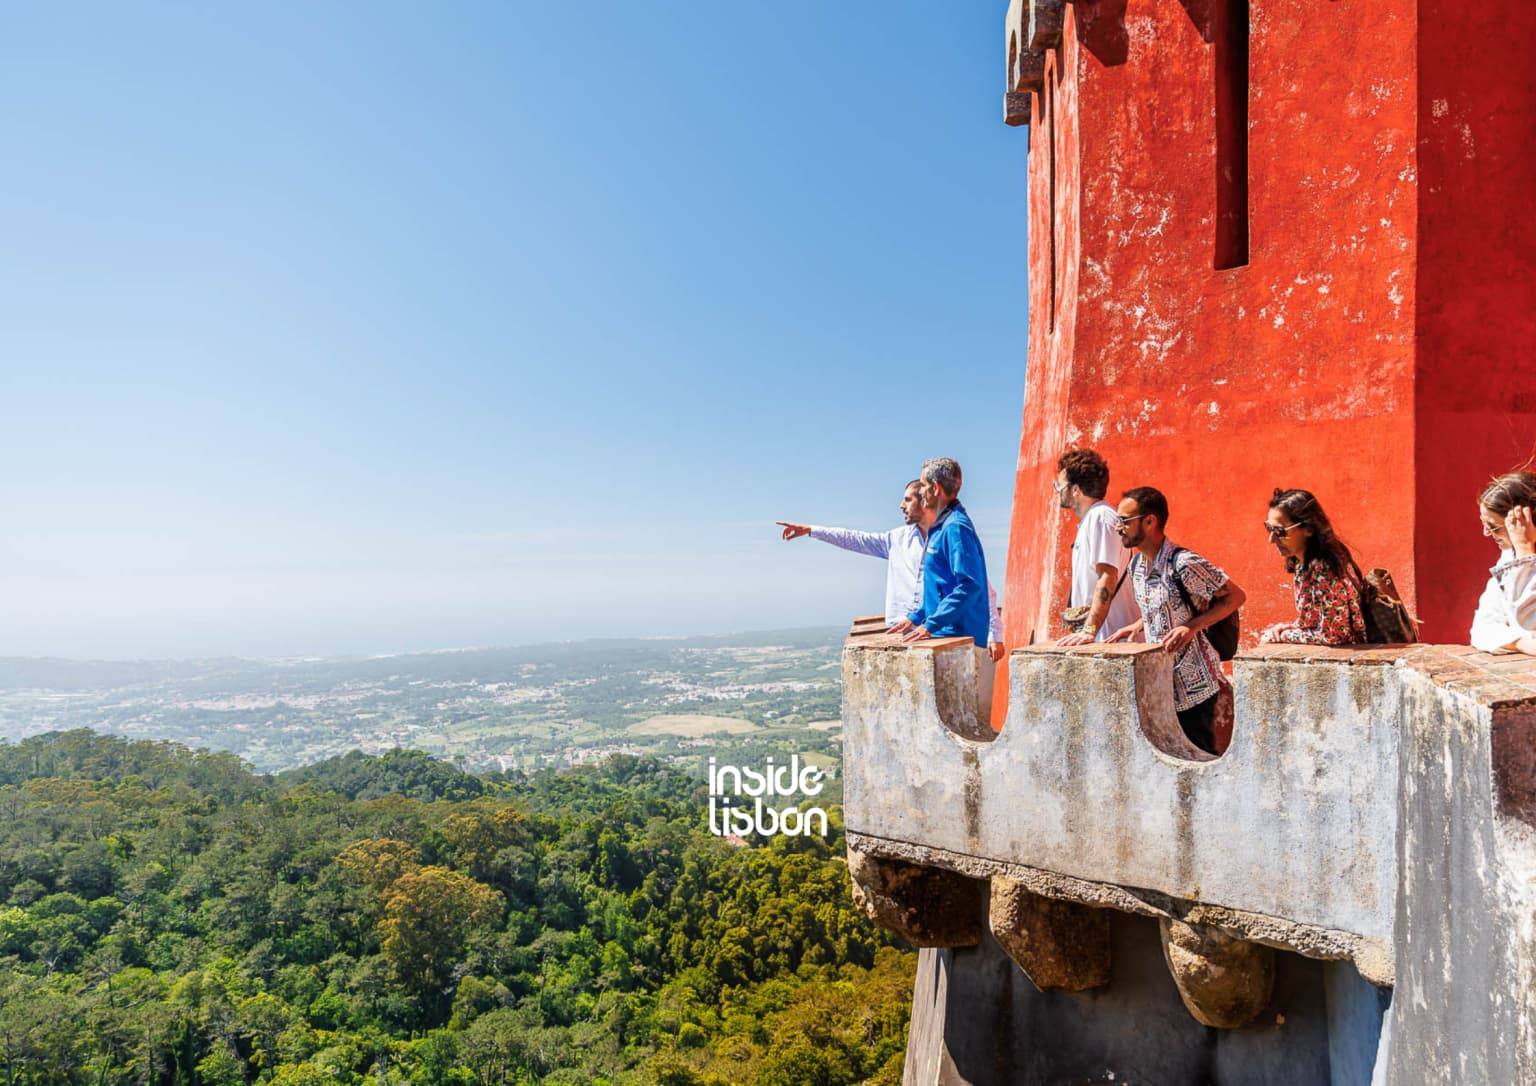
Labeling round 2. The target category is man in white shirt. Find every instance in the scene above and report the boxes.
[779,480,1004,660]
[1053,448,1139,645]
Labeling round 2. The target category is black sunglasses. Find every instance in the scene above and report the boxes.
[1264,521,1307,540]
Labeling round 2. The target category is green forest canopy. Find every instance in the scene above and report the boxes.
[0,730,913,1085]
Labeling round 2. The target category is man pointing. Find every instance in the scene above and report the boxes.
[779,478,1002,660]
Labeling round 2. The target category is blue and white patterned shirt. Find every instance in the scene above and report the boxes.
[1130,540,1229,711]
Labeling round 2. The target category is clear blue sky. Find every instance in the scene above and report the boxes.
[0,2,1030,659]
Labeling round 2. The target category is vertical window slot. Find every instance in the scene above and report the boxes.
[1047,71,1058,328]
[1214,0,1249,269]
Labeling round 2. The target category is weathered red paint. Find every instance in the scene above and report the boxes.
[994,0,1536,728]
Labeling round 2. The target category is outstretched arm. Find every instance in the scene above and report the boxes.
[778,522,891,558]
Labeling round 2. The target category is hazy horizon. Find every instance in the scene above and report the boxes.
[0,622,845,667]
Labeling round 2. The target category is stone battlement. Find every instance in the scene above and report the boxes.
[842,619,1536,1083]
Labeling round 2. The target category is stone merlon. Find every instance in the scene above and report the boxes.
[842,619,1536,1083]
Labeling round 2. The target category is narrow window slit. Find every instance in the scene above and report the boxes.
[1214,0,1249,269]
[1046,71,1057,328]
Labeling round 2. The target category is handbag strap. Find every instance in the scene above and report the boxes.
[1109,558,1132,604]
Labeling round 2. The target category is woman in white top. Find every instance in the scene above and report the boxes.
[1470,470,1536,657]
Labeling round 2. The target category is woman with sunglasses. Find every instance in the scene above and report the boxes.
[1470,470,1536,656]
[1258,488,1368,646]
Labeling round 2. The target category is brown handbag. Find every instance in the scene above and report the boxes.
[1360,567,1419,644]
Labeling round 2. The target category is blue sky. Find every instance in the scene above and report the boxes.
[0,2,1029,658]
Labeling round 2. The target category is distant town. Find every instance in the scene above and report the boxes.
[0,628,844,780]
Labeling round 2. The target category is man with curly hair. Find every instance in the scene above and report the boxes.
[1054,448,1139,645]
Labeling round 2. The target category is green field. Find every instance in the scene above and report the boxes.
[627,713,760,736]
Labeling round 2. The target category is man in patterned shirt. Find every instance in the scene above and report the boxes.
[1105,486,1246,754]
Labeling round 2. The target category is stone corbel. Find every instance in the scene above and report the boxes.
[1159,918,1275,1028]
[1029,0,1065,50]
[990,877,1111,991]
[1005,0,1048,123]
[847,849,985,948]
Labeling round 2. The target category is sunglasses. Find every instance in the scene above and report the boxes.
[1264,521,1307,540]
[1114,513,1150,529]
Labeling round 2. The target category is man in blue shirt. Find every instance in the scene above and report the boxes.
[777,479,1003,658]
[889,457,995,715]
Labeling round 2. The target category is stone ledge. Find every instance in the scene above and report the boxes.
[1014,638,1536,704]
[1240,643,1416,666]
[1401,644,1536,707]
[845,614,975,653]
[1018,641,1412,665]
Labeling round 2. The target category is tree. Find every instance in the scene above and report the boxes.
[0,973,80,1085]
[195,1044,246,1086]
[378,867,501,1007]
[335,838,422,896]
[269,1062,338,1086]
[0,731,915,1085]
[234,991,295,1074]
[458,1007,551,1086]
[438,804,528,884]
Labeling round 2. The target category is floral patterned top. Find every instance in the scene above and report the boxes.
[1263,559,1367,646]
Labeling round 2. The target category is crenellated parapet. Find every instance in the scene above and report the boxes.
[842,619,1536,1084]
[1002,0,1062,124]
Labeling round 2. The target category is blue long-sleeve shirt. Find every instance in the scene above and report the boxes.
[907,501,991,643]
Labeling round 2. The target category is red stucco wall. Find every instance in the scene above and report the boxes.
[995,0,1536,727]
[1413,0,1536,644]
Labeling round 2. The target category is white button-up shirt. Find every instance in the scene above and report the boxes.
[809,523,1001,644]
[1471,550,1536,653]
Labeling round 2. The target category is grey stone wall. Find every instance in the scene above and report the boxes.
[904,913,1387,1086]
[1388,662,1536,1084]
[841,628,1536,1085]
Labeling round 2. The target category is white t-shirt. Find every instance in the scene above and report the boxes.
[1072,502,1139,640]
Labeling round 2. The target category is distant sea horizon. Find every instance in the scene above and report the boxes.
[0,624,845,688]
